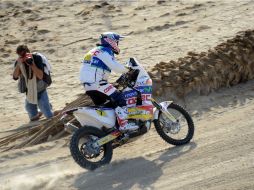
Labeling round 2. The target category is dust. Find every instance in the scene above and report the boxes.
[1,162,78,190]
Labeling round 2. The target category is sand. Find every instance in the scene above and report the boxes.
[0,0,254,189]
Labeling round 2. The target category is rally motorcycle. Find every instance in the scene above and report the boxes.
[61,58,194,170]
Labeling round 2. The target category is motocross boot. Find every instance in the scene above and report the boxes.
[115,106,139,132]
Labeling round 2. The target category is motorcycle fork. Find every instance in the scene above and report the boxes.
[96,130,122,146]
[151,98,177,122]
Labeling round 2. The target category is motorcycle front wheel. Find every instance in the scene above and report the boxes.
[154,103,194,146]
[70,126,113,170]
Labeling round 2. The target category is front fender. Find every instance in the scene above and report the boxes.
[153,101,173,120]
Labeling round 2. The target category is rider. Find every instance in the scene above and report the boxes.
[79,32,139,132]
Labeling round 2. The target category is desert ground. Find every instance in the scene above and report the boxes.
[0,0,254,189]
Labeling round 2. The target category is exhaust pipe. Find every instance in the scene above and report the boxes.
[64,122,78,134]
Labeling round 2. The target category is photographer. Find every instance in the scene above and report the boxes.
[13,45,53,121]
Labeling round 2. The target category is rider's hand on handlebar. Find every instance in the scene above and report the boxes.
[124,65,133,71]
[116,74,128,86]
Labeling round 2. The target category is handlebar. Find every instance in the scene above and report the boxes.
[116,69,139,87]
[116,69,142,106]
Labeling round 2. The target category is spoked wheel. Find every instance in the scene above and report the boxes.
[154,103,194,145]
[70,126,113,170]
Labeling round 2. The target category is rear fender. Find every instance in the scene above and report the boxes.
[153,101,173,120]
[73,107,116,129]
[63,108,78,115]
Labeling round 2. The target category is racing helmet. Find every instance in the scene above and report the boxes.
[100,32,124,54]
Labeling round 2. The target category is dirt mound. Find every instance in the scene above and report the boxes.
[149,29,254,98]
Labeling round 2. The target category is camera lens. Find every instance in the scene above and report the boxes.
[26,58,33,65]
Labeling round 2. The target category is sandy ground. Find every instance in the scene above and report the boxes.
[1,80,254,190]
[0,0,254,189]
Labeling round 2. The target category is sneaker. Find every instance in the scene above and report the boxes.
[30,112,43,122]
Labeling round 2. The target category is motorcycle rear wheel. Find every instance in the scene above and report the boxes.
[70,126,113,170]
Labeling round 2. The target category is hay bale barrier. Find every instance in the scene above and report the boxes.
[149,29,254,98]
[1,29,254,151]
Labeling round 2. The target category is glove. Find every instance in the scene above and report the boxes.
[116,74,128,86]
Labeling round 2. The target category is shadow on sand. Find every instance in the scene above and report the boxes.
[73,142,197,190]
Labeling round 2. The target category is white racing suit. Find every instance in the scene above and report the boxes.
[79,46,138,132]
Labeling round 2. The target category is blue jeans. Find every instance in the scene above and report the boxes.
[25,90,53,119]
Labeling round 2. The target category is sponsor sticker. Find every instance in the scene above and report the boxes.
[104,85,114,93]
[96,110,107,117]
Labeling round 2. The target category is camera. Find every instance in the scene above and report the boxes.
[25,58,33,65]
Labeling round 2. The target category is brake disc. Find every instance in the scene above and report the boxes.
[169,121,181,134]
[161,116,181,134]
[81,136,101,158]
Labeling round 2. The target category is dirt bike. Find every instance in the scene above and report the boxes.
[61,58,194,170]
